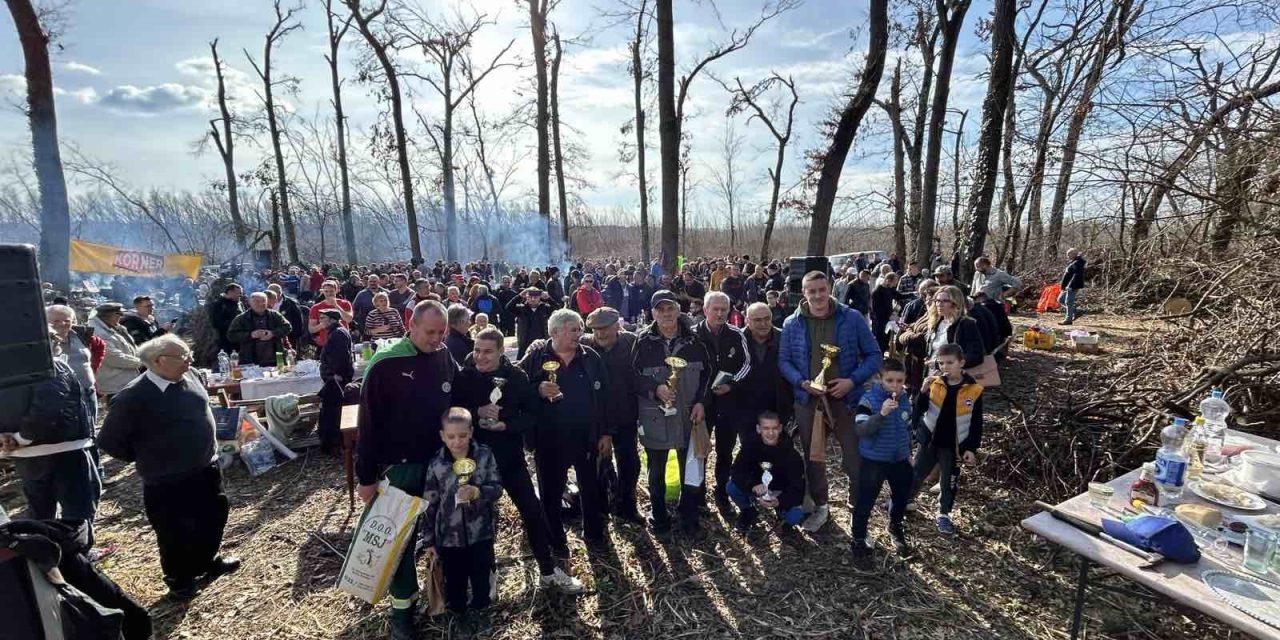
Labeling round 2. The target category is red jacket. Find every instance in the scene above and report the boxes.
[90,335,105,372]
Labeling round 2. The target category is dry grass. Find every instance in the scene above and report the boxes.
[0,310,1256,640]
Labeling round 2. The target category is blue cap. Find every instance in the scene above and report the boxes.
[1102,515,1200,563]
[1173,417,1187,426]
[1212,389,1224,399]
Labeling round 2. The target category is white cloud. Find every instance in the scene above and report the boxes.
[97,83,209,114]
[0,73,25,97]
[53,86,100,104]
[63,61,103,76]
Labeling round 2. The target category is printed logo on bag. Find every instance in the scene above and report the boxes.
[442,381,452,393]
[360,515,397,557]
[729,347,736,358]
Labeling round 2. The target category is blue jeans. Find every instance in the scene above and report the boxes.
[726,480,805,526]
[1058,288,1078,321]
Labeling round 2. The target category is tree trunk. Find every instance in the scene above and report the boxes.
[889,60,908,261]
[950,110,966,260]
[530,0,553,262]
[551,32,570,258]
[657,0,678,272]
[1210,129,1256,256]
[958,0,1015,283]
[210,40,248,249]
[443,105,458,262]
[631,6,651,265]
[257,40,299,265]
[6,0,70,289]
[1044,0,1129,261]
[907,10,938,260]
[997,69,1020,269]
[326,0,357,264]
[916,0,970,269]
[806,0,889,256]
[269,190,281,267]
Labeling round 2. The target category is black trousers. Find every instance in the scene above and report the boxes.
[645,447,698,525]
[610,418,641,513]
[534,440,603,549]
[711,410,754,493]
[439,540,495,613]
[491,444,556,575]
[58,544,153,640]
[912,445,960,515]
[13,450,101,541]
[142,464,230,586]
[851,458,913,540]
[317,379,344,450]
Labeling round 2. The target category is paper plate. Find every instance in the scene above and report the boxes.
[1191,481,1269,512]
[1203,570,1280,628]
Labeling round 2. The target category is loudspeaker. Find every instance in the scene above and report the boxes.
[785,256,833,304]
[254,249,273,270]
[0,244,54,390]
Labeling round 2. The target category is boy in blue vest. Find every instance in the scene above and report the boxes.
[850,358,913,558]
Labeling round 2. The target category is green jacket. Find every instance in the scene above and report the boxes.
[226,309,292,366]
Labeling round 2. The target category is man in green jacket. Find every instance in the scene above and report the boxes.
[226,292,292,367]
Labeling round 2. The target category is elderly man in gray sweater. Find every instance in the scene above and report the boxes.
[98,334,240,599]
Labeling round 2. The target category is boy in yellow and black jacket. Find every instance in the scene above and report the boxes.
[910,343,983,536]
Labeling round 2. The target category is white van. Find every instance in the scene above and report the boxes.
[827,250,888,270]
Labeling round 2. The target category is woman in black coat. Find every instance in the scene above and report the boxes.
[870,273,911,355]
[923,285,985,369]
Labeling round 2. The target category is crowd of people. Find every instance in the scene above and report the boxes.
[1,248,1090,639]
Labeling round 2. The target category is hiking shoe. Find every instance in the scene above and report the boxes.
[390,608,418,640]
[203,556,241,582]
[734,507,759,532]
[539,567,584,594]
[801,504,830,533]
[936,515,956,536]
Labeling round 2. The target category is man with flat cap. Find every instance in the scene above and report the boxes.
[580,306,642,522]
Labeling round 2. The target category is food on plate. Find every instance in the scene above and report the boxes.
[1197,481,1254,505]
[1176,503,1222,529]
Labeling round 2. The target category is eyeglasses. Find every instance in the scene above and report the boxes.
[158,353,193,363]
[934,297,954,304]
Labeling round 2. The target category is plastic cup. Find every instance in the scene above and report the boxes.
[1087,482,1115,509]
[1244,528,1275,574]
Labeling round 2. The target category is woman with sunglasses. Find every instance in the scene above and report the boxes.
[920,285,985,373]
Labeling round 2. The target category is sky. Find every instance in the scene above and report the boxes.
[0,0,1001,227]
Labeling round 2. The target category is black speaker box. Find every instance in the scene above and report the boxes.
[0,244,54,390]
[785,255,833,298]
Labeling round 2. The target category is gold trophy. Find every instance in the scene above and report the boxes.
[662,356,687,416]
[541,361,563,401]
[807,344,841,392]
[480,377,506,429]
[453,457,477,503]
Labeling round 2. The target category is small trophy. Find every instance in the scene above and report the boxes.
[807,344,842,392]
[541,360,563,401]
[760,461,774,502]
[480,377,506,429]
[662,356,687,416]
[453,457,478,503]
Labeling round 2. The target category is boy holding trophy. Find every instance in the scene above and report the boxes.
[727,411,806,531]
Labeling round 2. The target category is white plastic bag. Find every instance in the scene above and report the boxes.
[683,440,704,487]
[240,438,277,476]
[336,479,429,604]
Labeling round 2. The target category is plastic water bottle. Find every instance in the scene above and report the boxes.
[1154,417,1190,503]
[1199,388,1231,464]
[217,350,230,375]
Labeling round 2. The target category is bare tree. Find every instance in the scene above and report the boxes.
[723,72,798,261]
[879,60,909,261]
[807,0,889,255]
[628,0,653,264]
[957,0,1017,281]
[244,1,303,265]
[398,6,516,263]
[529,0,553,261]
[551,29,570,255]
[207,39,250,249]
[658,0,796,271]
[707,116,747,254]
[345,0,423,262]
[5,0,70,288]
[916,0,970,269]
[325,0,357,264]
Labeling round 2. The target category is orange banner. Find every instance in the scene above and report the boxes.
[69,239,202,279]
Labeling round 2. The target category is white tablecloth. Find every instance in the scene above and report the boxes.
[240,374,324,401]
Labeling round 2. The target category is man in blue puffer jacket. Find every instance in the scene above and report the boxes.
[779,270,882,532]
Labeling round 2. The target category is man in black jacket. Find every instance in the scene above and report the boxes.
[444,303,474,364]
[456,328,584,593]
[1059,248,1086,325]
[208,283,244,354]
[580,307,642,521]
[267,286,308,351]
[518,309,614,554]
[740,303,793,428]
[120,295,169,346]
[694,292,752,507]
[507,288,554,358]
[316,310,353,455]
[493,276,519,335]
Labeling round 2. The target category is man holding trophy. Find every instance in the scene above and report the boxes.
[517,309,614,556]
[454,327,583,592]
[779,271,883,533]
[632,290,712,535]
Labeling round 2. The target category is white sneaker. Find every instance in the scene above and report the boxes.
[801,504,830,533]
[539,567,584,594]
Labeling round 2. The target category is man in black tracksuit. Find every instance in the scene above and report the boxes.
[506,288,554,358]
[316,310,354,455]
[455,328,583,592]
[355,301,457,638]
[693,293,752,506]
[580,307,642,522]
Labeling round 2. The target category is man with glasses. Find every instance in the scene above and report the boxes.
[98,335,239,599]
[573,274,605,315]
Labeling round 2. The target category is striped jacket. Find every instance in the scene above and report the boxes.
[913,373,984,454]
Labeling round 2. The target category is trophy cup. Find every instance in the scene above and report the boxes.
[453,457,477,503]
[541,361,563,401]
[662,356,687,416]
[480,377,506,429]
[806,344,842,392]
[760,461,774,504]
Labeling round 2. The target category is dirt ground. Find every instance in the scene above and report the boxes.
[0,309,1251,639]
